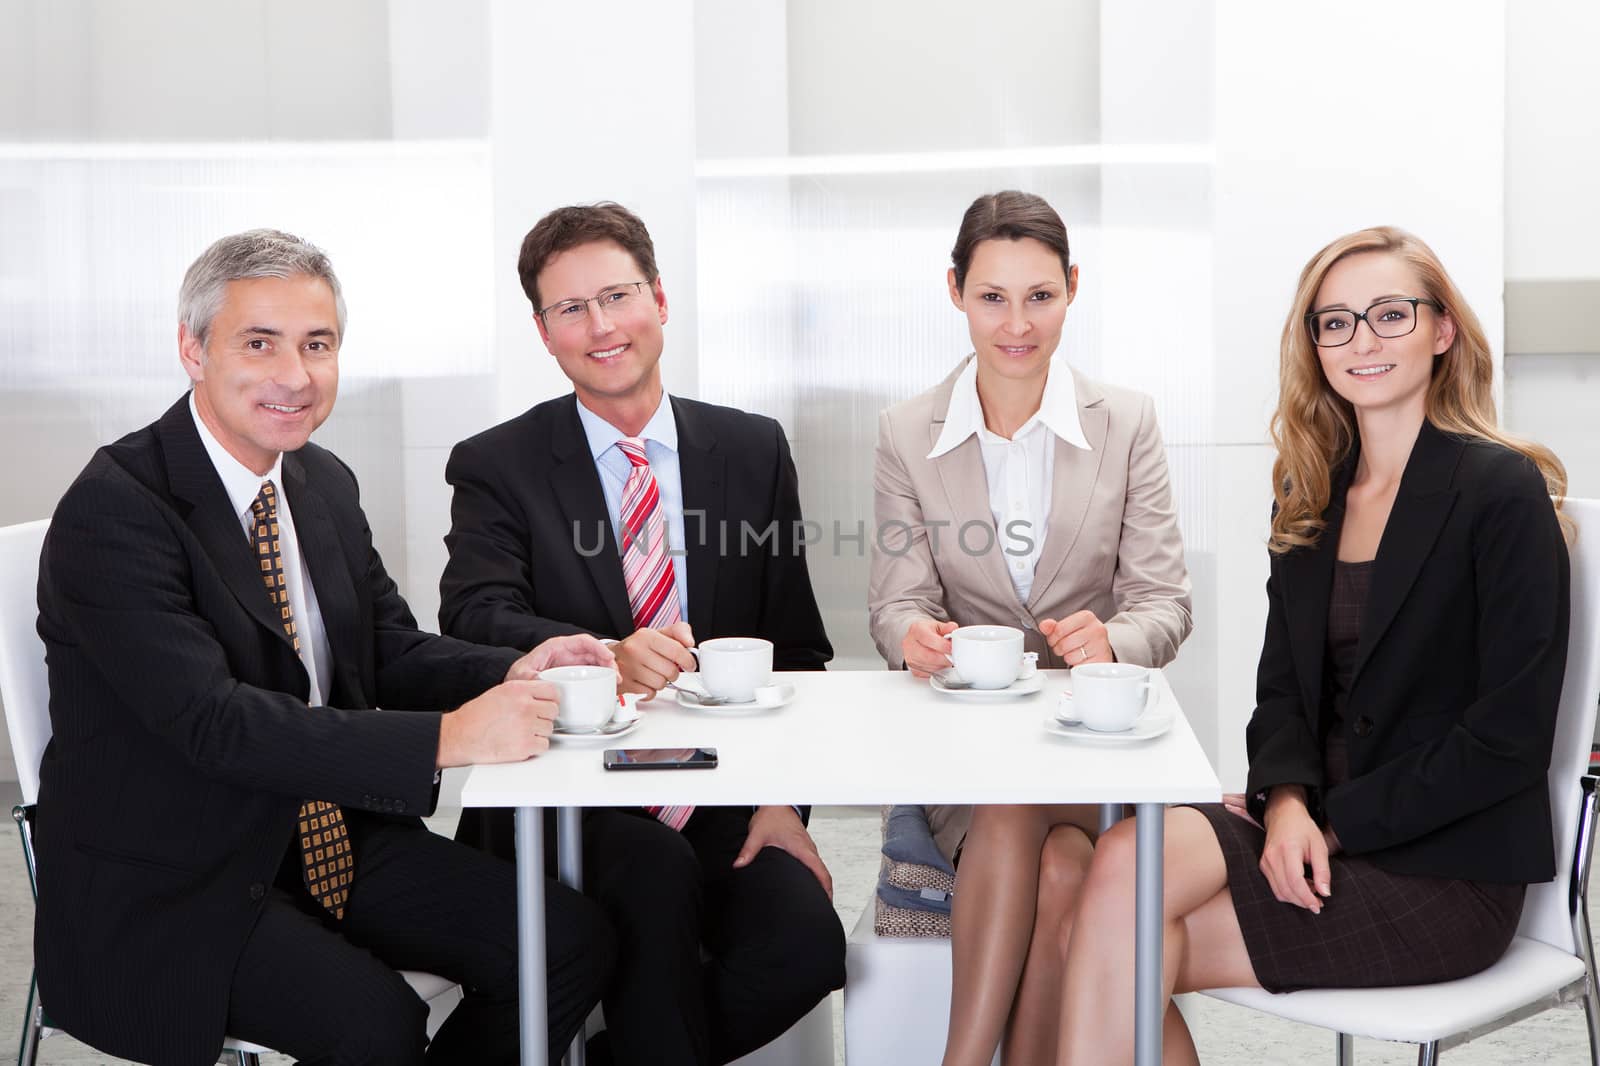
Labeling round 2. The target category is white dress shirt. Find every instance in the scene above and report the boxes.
[575,391,691,620]
[189,392,332,706]
[926,353,1093,602]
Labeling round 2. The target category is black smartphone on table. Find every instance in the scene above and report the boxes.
[603,747,719,770]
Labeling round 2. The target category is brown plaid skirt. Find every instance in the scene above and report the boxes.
[1190,803,1526,993]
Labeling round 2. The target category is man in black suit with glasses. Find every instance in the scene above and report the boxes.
[441,202,843,1066]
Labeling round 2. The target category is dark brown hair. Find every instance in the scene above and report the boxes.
[950,190,1072,292]
[516,201,659,309]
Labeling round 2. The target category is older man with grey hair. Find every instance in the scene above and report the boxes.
[32,228,616,1066]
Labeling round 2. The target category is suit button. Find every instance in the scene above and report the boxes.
[1353,716,1374,737]
[249,882,265,901]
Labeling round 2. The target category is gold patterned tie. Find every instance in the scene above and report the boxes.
[251,481,354,920]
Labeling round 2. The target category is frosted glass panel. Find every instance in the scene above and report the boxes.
[694,1,1217,672]
[0,144,493,386]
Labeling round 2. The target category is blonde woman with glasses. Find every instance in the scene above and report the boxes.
[1055,226,1571,1064]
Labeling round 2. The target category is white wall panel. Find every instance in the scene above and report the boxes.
[488,0,699,423]
[1506,0,1600,280]
[0,0,394,140]
[1209,0,1506,779]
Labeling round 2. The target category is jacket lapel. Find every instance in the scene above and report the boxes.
[549,397,636,637]
[1027,377,1108,612]
[1351,421,1462,683]
[158,398,298,656]
[281,453,364,702]
[1279,480,1346,719]
[673,398,724,642]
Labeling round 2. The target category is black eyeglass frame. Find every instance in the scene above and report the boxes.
[1304,296,1444,348]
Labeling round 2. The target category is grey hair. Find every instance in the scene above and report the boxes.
[178,228,347,346]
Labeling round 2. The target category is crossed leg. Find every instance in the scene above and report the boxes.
[1057,807,1259,1066]
[942,803,1099,1066]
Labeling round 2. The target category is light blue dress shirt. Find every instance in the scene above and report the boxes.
[575,392,691,621]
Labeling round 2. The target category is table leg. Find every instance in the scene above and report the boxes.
[516,806,548,1066]
[557,807,585,1066]
[1099,802,1125,834]
[1134,802,1165,1066]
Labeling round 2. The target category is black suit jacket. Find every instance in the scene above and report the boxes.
[32,396,519,1066]
[1244,420,1570,883]
[439,393,832,669]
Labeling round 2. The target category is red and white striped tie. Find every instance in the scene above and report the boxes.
[617,436,693,831]
[618,437,682,631]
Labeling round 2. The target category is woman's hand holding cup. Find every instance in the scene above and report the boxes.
[902,618,959,678]
[1040,610,1115,667]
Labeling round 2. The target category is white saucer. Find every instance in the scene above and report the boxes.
[675,678,796,713]
[930,672,1043,700]
[553,712,641,741]
[1045,701,1175,743]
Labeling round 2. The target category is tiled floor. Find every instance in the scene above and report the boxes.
[1,798,1593,1064]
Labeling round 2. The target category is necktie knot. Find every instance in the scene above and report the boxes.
[250,480,279,522]
[617,437,650,468]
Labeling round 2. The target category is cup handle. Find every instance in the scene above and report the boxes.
[1140,680,1155,713]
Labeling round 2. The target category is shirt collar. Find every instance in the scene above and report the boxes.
[927,354,1091,459]
[576,390,679,461]
[188,390,285,526]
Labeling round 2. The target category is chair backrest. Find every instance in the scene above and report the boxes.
[0,520,51,807]
[1521,498,1600,952]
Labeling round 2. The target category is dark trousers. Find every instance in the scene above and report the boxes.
[226,813,615,1066]
[458,805,846,1066]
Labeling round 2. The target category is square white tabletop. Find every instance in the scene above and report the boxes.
[460,668,1220,810]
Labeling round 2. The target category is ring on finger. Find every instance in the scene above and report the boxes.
[1078,644,1091,663]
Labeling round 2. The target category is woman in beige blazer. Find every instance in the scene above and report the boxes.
[868,191,1192,1066]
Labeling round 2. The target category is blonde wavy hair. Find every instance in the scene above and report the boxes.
[1268,226,1567,553]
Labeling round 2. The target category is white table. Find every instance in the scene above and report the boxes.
[460,668,1220,1066]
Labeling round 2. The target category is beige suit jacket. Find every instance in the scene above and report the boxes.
[868,357,1194,859]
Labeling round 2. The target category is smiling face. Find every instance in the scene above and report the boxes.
[1311,251,1454,420]
[949,237,1078,384]
[533,239,668,410]
[178,274,340,475]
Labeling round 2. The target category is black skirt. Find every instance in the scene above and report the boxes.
[1190,803,1526,993]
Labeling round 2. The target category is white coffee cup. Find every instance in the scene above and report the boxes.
[691,637,773,702]
[949,625,1026,689]
[1071,663,1153,732]
[541,665,618,732]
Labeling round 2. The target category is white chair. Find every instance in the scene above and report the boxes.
[0,519,460,1066]
[729,999,833,1066]
[1201,496,1600,1065]
[844,900,998,1066]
